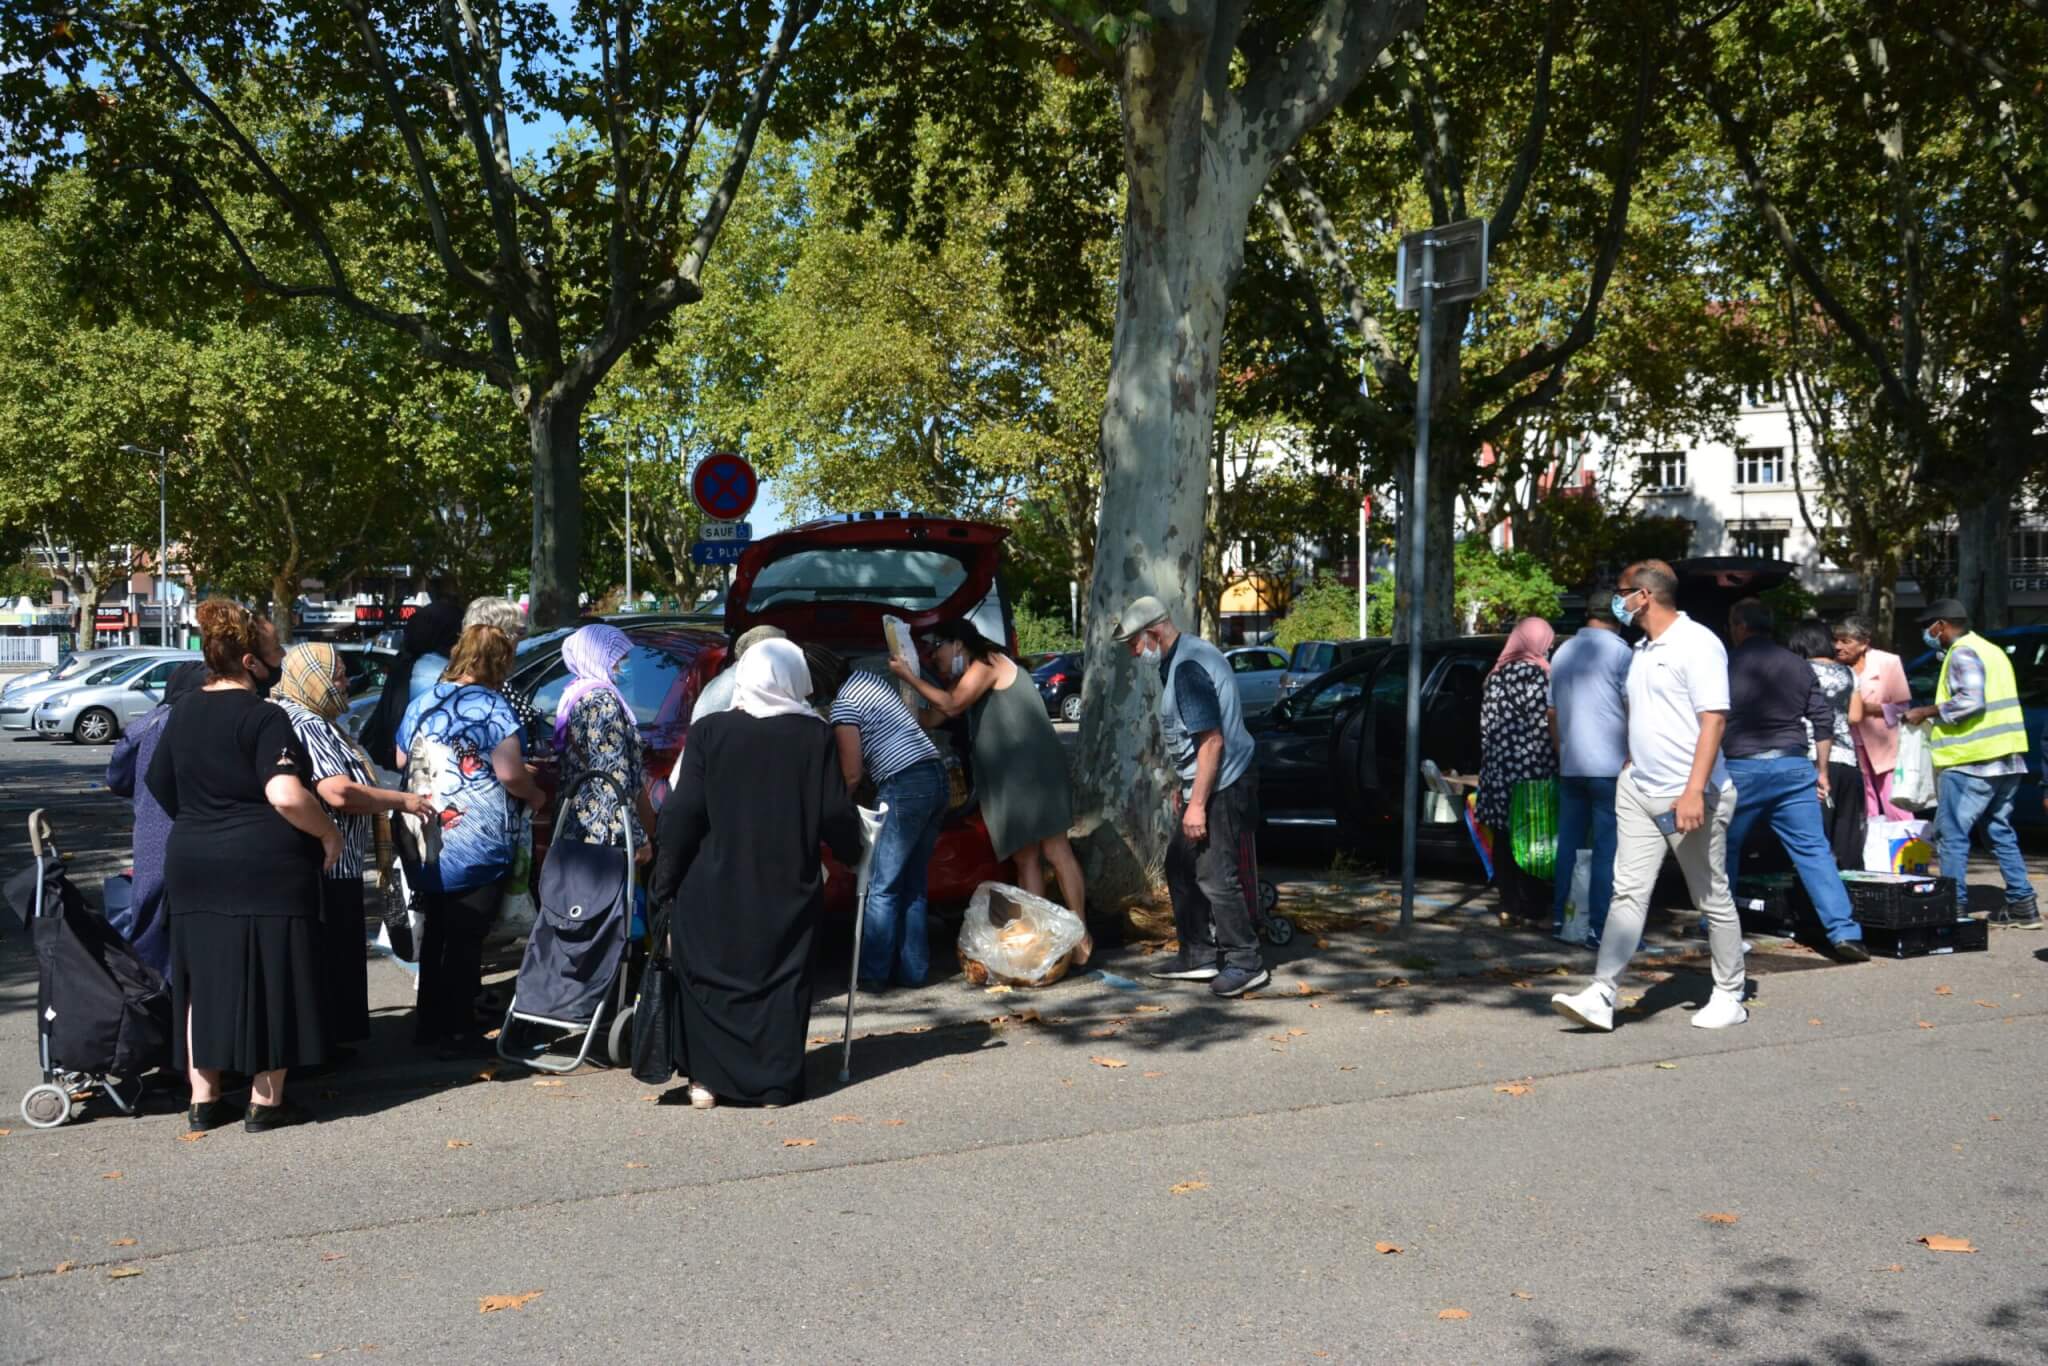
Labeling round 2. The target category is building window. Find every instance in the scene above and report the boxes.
[1643,452,1687,491]
[1729,519,1791,560]
[1742,380,1777,408]
[1735,447,1785,487]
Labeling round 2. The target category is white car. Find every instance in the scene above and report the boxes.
[0,649,185,732]
[32,653,199,744]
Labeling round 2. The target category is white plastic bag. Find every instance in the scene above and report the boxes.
[956,881,1088,988]
[1893,723,1937,809]
[1559,850,1593,943]
[1864,818,1937,875]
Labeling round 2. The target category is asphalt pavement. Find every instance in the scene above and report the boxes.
[3,730,2046,1364]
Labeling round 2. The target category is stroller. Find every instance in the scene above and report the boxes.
[497,773,642,1074]
[6,810,171,1128]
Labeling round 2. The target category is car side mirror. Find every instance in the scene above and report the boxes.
[1269,697,1295,726]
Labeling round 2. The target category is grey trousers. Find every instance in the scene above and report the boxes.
[1595,775,1746,997]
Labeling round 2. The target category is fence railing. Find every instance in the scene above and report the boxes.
[0,637,61,666]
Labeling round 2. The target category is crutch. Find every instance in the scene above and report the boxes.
[839,803,890,1084]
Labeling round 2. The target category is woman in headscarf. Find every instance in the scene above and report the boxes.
[273,642,434,1051]
[1477,616,1559,924]
[652,639,862,1109]
[104,660,207,976]
[552,624,654,863]
[359,598,465,767]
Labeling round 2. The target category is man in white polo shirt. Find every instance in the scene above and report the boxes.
[1552,559,1748,1031]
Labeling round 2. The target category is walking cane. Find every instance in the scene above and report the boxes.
[840,803,890,1084]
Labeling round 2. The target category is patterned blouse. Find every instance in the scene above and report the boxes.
[275,697,372,881]
[1477,661,1559,831]
[556,690,645,848]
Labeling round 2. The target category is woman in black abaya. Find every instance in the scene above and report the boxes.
[652,639,862,1108]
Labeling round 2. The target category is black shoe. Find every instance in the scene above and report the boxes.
[1829,938,1871,963]
[1209,966,1271,998]
[187,1099,244,1133]
[243,1100,313,1133]
[1989,897,2045,929]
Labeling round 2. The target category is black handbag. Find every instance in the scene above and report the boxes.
[630,906,684,1086]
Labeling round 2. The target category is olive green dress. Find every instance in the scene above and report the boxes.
[970,665,1075,859]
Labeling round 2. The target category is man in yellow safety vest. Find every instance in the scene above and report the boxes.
[1904,599,2040,928]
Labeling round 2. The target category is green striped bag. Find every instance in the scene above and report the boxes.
[1510,778,1559,881]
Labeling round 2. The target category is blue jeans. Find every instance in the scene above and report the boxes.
[1724,755,1861,944]
[1551,775,1618,939]
[859,760,950,988]
[1934,769,2034,914]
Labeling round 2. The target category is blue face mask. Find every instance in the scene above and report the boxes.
[1611,592,1638,628]
[1923,627,1942,651]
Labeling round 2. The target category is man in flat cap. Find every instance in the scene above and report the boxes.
[1904,599,2040,927]
[1115,594,1268,996]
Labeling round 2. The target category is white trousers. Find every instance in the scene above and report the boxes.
[1594,776,1745,997]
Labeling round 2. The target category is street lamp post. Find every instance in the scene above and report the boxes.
[119,443,170,648]
[623,442,634,607]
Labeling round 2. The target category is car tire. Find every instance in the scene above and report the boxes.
[73,708,117,745]
[1059,692,1083,724]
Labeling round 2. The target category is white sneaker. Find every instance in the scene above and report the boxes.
[1550,982,1615,1032]
[1690,990,1749,1030]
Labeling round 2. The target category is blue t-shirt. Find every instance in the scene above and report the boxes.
[1548,628,1632,778]
[1159,640,1224,736]
[397,682,523,892]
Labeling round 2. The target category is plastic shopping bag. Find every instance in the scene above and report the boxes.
[1893,723,1937,809]
[488,810,537,948]
[1559,850,1593,943]
[1863,818,1936,876]
[1510,778,1559,880]
[956,881,1088,988]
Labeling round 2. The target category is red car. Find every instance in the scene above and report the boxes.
[514,513,1016,912]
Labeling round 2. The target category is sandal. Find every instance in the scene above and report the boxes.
[687,1084,717,1110]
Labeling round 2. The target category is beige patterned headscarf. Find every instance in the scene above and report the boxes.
[277,642,350,722]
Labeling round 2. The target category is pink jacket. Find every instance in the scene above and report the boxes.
[1853,648,1911,773]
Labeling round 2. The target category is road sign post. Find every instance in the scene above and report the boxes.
[690,452,760,570]
[1394,218,1486,935]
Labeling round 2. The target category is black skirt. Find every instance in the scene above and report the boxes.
[172,912,328,1074]
[318,877,371,1044]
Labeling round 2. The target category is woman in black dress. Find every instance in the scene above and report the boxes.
[1477,616,1559,924]
[652,639,862,1109]
[147,600,343,1134]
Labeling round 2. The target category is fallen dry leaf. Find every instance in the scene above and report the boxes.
[446,1140,472,1150]
[1287,1027,1308,1037]
[1511,1290,1533,1301]
[1015,1009,1043,1024]
[1376,976,1411,989]
[109,1238,136,1248]
[177,1130,207,1143]
[0,1128,11,1137]
[1511,979,1535,989]
[107,1267,144,1280]
[1880,1263,1905,1273]
[625,1162,649,1170]
[1438,1308,1471,1321]
[1702,1213,1740,1226]
[782,1138,817,1148]
[1133,1004,1167,1014]
[641,1094,660,1103]
[1494,1083,1531,1097]
[478,1291,543,1313]
[984,984,1013,995]
[807,1035,835,1046]
[1989,1114,2002,1122]
[1087,1026,1122,1039]
[531,1078,565,1088]
[1338,1065,1360,1072]
[472,1063,498,1083]
[1975,1000,1998,1008]
[1314,937,1332,950]
[1141,1070,1165,1078]
[1917,1021,1935,1030]
[884,1119,906,1127]
[1934,985,1953,996]
[1295,982,1319,996]
[1654,1062,1679,1070]
[320,1252,346,1263]
[1372,1008,1394,1017]
[1090,1056,1128,1069]
[830,1114,862,1124]
[1169,1180,1208,1196]
[483,1028,500,1040]
[1917,1234,1976,1254]
[1374,1242,1403,1255]
[101,1171,123,1181]
[54,1260,73,1275]
[1808,1017,1824,1026]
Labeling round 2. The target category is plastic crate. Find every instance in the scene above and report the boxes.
[1841,871,1955,929]
[1861,917,1988,958]
[1732,873,1813,934]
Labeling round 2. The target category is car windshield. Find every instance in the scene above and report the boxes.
[744,547,969,614]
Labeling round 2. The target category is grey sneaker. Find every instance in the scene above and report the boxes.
[1149,957,1220,982]
[1209,966,1271,998]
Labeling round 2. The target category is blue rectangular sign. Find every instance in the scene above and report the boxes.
[690,541,748,566]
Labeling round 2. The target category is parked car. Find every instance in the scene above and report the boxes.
[1277,638,1377,702]
[512,514,1017,914]
[0,649,185,732]
[1225,646,1289,717]
[1250,646,1390,833]
[32,652,201,744]
[1031,652,1085,722]
[334,643,400,697]
[1905,623,2048,829]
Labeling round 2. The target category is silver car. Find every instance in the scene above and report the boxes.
[1226,646,1291,718]
[0,650,185,731]
[31,653,199,744]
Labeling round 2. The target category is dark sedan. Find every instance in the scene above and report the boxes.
[1030,652,1085,722]
[1250,646,1388,834]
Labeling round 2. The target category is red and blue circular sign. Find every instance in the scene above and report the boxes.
[692,451,758,521]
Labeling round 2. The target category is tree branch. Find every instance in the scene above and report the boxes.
[1236,0,1424,188]
[1487,0,1563,245]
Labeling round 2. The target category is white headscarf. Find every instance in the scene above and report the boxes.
[731,638,818,721]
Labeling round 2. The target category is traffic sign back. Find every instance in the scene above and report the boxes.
[692,452,759,521]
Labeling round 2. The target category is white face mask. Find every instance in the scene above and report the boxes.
[943,650,966,680]
[1136,637,1162,664]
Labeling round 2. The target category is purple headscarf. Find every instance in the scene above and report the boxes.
[553,624,634,744]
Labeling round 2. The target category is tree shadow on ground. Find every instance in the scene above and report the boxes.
[1524,1253,2048,1364]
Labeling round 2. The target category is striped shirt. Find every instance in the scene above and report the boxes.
[275,698,372,880]
[829,671,940,785]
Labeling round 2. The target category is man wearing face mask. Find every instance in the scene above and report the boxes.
[1903,600,2040,928]
[1552,560,1747,1032]
[1114,595,1267,997]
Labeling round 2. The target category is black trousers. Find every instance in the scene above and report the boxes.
[414,882,503,1043]
[1163,778,1263,972]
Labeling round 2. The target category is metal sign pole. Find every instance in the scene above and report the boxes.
[1400,235,1436,935]
[623,446,634,606]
